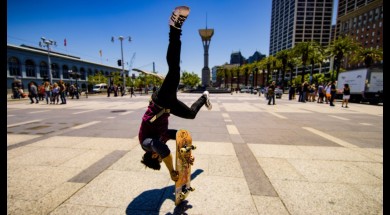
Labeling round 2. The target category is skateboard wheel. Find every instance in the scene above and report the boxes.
[179,192,188,200]
[179,193,185,200]
[189,187,195,192]
[191,145,196,150]
[180,148,187,154]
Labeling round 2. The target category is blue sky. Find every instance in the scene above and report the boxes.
[7,0,338,77]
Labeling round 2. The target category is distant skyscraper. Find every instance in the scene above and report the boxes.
[229,51,245,65]
[269,0,334,56]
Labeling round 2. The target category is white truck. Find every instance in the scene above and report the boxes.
[337,67,383,104]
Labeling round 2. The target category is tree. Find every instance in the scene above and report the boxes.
[275,49,290,92]
[224,67,229,88]
[216,66,225,87]
[325,35,359,81]
[350,47,383,68]
[229,68,234,89]
[287,56,301,86]
[307,41,324,84]
[258,58,268,86]
[87,72,108,86]
[239,64,249,87]
[293,41,313,83]
[264,55,277,85]
[181,71,200,88]
[233,66,240,89]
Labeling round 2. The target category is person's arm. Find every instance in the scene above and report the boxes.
[162,154,179,181]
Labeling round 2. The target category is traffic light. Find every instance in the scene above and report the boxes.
[117,59,122,66]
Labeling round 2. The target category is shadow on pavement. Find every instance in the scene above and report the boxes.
[126,169,204,215]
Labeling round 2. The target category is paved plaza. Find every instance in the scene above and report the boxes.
[7,92,383,215]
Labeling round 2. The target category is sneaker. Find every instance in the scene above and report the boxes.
[203,91,212,110]
[169,6,190,30]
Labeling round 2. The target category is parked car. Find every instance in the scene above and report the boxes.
[264,86,283,99]
[240,86,258,94]
[275,87,283,98]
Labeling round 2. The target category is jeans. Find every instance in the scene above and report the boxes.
[151,26,206,119]
[60,91,67,104]
[268,94,275,104]
[45,91,51,103]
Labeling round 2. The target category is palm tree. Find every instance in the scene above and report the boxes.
[253,66,259,88]
[233,66,240,89]
[264,55,277,85]
[350,47,383,68]
[293,41,313,83]
[273,59,283,86]
[240,64,250,87]
[247,63,256,89]
[224,67,229,88]
[326,35,359,81]
[275,49,290,92]
[287,56,301,86]
[216,66,225,87]
[307,41,324,84]
[258,58,267,86]
[229,67,234,89]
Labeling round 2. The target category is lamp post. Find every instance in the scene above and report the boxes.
[69,70,80,86]
[69,70,83,98]
[111,36,131,89]
[39,37,57,84]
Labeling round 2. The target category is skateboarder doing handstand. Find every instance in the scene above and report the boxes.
[139,6,212,182]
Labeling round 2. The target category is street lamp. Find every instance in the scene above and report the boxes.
[68,70,80,86]
[39,37,57,84]
[111,36,131,89]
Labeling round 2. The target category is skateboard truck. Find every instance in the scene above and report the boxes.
[179,145,196,154]
[179,185,195,200]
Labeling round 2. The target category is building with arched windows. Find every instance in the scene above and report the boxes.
[7,43,125,93]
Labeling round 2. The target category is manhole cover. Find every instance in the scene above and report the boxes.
[111,110,127,113]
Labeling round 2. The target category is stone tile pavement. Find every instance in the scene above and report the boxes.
[7,93,383,214]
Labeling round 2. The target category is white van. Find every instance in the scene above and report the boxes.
[92,83,108,93]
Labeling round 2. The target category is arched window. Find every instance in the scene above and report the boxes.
[25,60,36,77]
[8,57,21,76]
[80,68,86,80]
[71,66,78,74]
[70,66,79,81]
[39,61,48,79]
[62,65,69,79]
[52,63,60,78]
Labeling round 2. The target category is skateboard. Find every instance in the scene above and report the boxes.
[132,68,165,80]
[175,129,196,206]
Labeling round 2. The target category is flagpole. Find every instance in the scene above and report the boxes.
[99,50,102,64]
[64,38,67,54]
